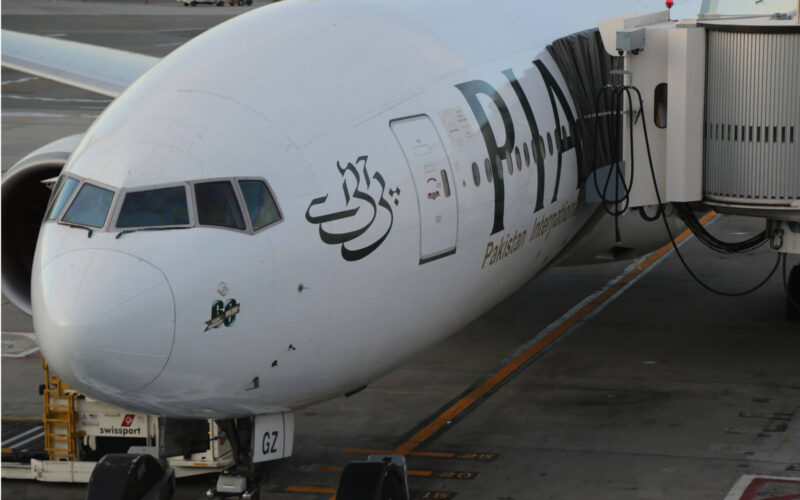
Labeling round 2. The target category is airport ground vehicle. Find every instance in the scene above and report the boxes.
[1,359,234,484]
[179,0,226,7]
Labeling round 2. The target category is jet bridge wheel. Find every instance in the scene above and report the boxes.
[788,263,800,320]
[85,454,175,500]
[336,460,409,500]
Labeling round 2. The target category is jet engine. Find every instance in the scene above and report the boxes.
[1,134,84,315]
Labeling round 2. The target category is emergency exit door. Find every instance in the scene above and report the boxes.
[390,115,458,264]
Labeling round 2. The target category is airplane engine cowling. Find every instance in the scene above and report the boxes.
[2,134,84,315]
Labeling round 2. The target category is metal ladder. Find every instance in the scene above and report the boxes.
[41,357,84,461]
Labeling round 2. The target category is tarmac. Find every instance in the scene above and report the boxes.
[2,1,799,498]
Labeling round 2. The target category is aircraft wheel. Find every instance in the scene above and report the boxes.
[787,263,800,320]
[190,0,197,5]
[217,1,224,5]
[85,454,175,500]
[337,461,408,500]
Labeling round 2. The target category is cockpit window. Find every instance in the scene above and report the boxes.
[238,180,281,231]
[117,186,190,228]
[47,176,80,221]
[62,183,115,228]
[194,181,246,230]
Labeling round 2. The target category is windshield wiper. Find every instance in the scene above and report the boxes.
[116,226,189,239]
[62,223,93,238]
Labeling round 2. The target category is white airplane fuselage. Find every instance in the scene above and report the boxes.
[31,0,684,418]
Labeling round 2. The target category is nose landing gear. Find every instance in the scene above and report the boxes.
[205,418,265,500]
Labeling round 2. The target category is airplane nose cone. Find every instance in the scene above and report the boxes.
[32,249,175,394]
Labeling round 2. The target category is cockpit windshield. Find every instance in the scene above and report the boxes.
[47,176,79,221]
[53,176,281,235]
[194,181,246,230]
[62,183,115,228]
[117,186,190,228]
[239,180,281,231]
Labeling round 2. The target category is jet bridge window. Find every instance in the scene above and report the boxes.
[194,181,246,230]
[47,176,80,221]
[117,186,190,228]
[238,180,281,231]
[62,183,115,228]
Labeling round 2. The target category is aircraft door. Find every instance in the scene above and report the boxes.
[390,115,458,263]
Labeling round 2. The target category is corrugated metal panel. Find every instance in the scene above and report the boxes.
[703,30,800,202]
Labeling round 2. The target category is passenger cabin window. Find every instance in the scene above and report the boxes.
[194,181,245,230]
[238,180,281,231]
[117,186,190,228]
[62,183,114,228]
[654,83,668,129]
[47,176,79,220]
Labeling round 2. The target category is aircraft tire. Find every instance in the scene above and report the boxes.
[787,263,800,320]
[85,454,175,500]
[336,461,408,500]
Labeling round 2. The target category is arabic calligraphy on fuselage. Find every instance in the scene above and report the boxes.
[305,156,397,261]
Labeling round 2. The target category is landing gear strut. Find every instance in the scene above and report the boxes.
[206,418,265,500]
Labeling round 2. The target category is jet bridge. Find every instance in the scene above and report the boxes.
[590,7,800,255]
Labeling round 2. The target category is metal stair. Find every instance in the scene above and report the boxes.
[41,357,84,461]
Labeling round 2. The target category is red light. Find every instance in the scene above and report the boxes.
[666,0,674,8]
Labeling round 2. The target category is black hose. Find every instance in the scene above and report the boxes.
[673,203,767,254]
[626,85,781,297]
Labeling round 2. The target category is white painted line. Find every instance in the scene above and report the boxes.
[155,27,206,33]
[1,76,41,85]
[2,426,43,448]
[724,474,800,500]
[3,95,111,104]
[2,112,99,119]
[6,431,45,450]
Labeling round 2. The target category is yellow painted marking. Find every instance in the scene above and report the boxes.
[314,464,434,477]
[285,485,337,498]
[394,212,717,454]
[343,448,455,458]
[419,492,457,499]
[2,448,13,454]
[314,465,343,472]
[1,417,43,422]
